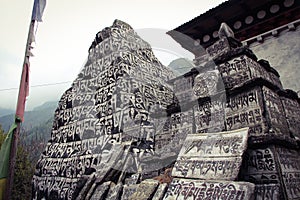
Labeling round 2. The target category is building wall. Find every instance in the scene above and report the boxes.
[248,25,300,93]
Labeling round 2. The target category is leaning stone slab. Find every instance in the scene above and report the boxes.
[172,127,249,180]
[152,183,168,200]
[163,178,255,200]
[89,181,112,200]
[128,179,159,200]
[106,182,123,200]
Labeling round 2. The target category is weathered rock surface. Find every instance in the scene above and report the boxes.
[128,179,159,200]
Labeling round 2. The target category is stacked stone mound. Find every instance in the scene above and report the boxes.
[169,27,300,199]
[32,20,300,200]
[32,19,179,199]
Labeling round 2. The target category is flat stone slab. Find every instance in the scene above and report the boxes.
[128,179,159,200]
[172,127,249,180]
[163,178,255,200]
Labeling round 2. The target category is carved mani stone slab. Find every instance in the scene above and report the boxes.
[254,184,281,200]
[163,178,255,200]
[225,85,290,143]
[217,55,282,90]
[206,37,241,59]
[280,94,300,139]
[193,96,226,134]
[240,147,280,184]
[172,127,249,180]
[172,75,194,103]
[276,147,300,199]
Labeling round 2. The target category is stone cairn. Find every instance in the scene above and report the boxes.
[32,20,300,200]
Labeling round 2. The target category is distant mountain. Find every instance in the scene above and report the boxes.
[0,107,14,117]
[0,101,57,141]
[168,58,195,75]
[32,101,58,111]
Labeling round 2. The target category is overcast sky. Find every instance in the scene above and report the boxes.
[0,0,225,111]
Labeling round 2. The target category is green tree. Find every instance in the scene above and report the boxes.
[0,125,34,200]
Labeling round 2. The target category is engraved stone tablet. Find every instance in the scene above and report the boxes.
[280,94,300,139]
[217,55,282,90]
[163,178,255,200]
[172,127,249,180]
[225,85,290,143]
[192,70,220,98]
[276,147,300,199]
[240,147,280,184]
[255,184,280,200]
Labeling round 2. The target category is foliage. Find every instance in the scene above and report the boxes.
[0,124,34,200]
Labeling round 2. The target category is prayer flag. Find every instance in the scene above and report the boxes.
[15,59,30,122]
[32,0,46,22]
[0,123,18,200]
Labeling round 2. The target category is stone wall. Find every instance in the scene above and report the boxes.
[248,25,300,94]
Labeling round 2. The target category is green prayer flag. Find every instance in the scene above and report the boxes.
[0,122,17,200]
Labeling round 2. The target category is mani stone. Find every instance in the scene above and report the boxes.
[163,178,255,200]
[279,89,300,140]
[205,36,242,59]
[240,146,280,184]
[31,19,176,200]
[254,184,280,200]
[275,146,300,199]
[193,93,226,134]
[216,53,283,91]
[128,179,159,200]
[172,127,249,180]
[171,72,196,103]
[225,84,292,144]
[154,109,193,163]
[240,145,300,199]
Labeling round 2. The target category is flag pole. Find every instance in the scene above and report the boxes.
[4,4,37,200]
